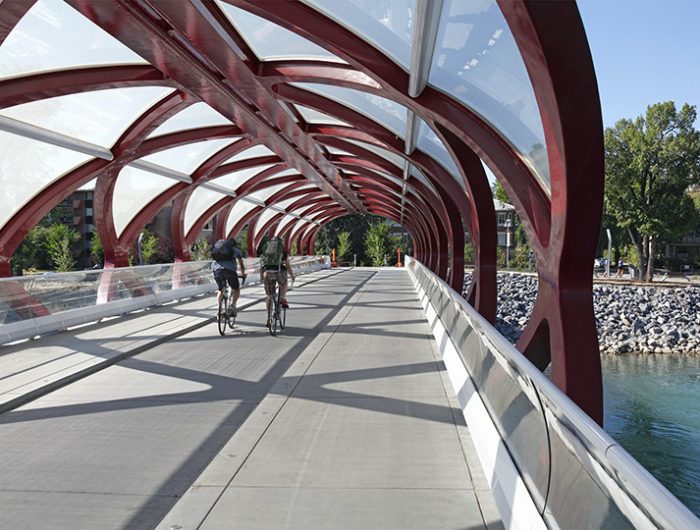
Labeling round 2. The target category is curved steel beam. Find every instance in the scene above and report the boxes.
[0,65,173,109]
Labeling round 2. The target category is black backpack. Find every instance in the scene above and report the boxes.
[260,238,285,270]
[211,239,233,261]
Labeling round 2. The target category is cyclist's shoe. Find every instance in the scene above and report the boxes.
[228,306,237,317]
[280,298,289,308]
[266,317,271,328]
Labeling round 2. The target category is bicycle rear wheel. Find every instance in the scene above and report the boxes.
[217,296,227,336]
[228,296,236,329]
[268,290,279,336]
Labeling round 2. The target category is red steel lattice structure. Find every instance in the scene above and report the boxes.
[0,0,604,422]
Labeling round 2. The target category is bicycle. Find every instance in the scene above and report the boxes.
[217,275,245,336]
[266,279,286,336]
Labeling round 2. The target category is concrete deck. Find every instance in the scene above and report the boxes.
[0,268,502,530]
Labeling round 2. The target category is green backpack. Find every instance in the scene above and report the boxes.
[260,238,285,270]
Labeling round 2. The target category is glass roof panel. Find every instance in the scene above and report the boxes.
[294,104,353,126]
[225,199,259,236]
[255,208,281,231]
[294,185,322,193]
[147,102,232,138]
[223,144,276,164]
[140,138,235,175]
[217,1,346,63]
[211,164,276,192]
[291,83,407,138]
[247,182,293,203]
[325,146,356,156]
[0,0,147,80]
[265,168,300,178]
[303,0,414,69]
[184,187,228,235]
[296,220,315,239]
[416,118,465,189]
[0,87,174,148]
[271,197,300,211]
[340,138,404,169]
[0,132,93,230]
[428,0,550,191]
[275,214,299,236]
[113,166,179,238]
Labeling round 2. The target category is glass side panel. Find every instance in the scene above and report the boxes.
[0,0,147,80]
[0,87,174,148]
[303,0,414,69]
[294,104,353,126]
[223,144,276,164]
[113,166,179,238]
[225,199,258,236]
[341,138,405,169]
[275,214,299,236]
[410,165,438,194]
[147,102,232,138]
[184,187,228,235]
[416,118,465,189]
[140,138,235,174]
[217,1,346,63]
[255,208,281,230]
[291,83,408,138]
[429,0,550,191]
[247,182,293,203]
[0,132,93,230]
[212,164,277,192]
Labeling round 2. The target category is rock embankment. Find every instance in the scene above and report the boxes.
[463,272,700,354]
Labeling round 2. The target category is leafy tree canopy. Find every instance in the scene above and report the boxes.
[604,101,700,280]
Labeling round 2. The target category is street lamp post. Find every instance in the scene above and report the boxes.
[504,218,512,269]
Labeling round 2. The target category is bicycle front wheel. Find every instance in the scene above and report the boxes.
[217,296,227,336]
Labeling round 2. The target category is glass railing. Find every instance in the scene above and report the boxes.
[406,256,700,530]
[0,256,330,343]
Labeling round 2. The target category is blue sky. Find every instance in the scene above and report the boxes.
[577,0,700,130]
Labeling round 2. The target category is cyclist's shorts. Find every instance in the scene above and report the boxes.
[214,269,240,291]
[263,270,287,295]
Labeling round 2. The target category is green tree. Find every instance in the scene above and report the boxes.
[45,223,79,272]
[491,180,510,203]
[464,241,474,265]
[139,229,159,264]
[315,214,385,264]
[337,231,351,262]
[90,232,103,266]
[605,102,700,281]
[364,222,392,266]
[10,225,51,275]
[236,226,249,256]
[191,237,212,261]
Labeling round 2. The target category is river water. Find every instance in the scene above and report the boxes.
[602,354,700,517]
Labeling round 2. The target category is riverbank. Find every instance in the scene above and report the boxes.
[464,272,700,354]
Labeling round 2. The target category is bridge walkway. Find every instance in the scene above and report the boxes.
[0,267,502,530]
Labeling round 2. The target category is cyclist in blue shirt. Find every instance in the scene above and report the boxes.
[211,237,246,316]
